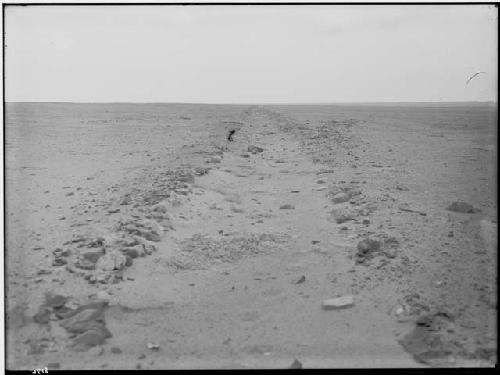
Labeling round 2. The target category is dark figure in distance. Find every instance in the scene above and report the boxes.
[227,129,236,142]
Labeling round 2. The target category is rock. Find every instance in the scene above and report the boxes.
[54,306,75,320]
[147,342,160,351]
[71,328,110,352]
[176,173,195,184]
[96,291,111,300]
[209,156,221,163]
[143,243,156,255]
[61,308,104,333]
[398,311,455,365]
[33,306,52,324]
[62,299,108,317]
[398,204,427,216]
[290,359,302,369]
[88,345,105,356]
[93,271,122,284]
[125,255,133,267]
[95,253,127,271]
[329,209,354,224]
[446,201,479,214]
[120,197,131,205]
[383,248,397,259]
[53,248,71,257]
[194,167,209,176]
[345,187,362,197]
[331,192,350,204]
[355,238,381,264]
[120,219,163,242]
[152,203,168,214]
[472,347,496,361]
[111,346,122,354]
[45,294,67,309]
[81,251,104,264]
[86,237,105,248]
[122,247,140,259]
[52,258,68,266]
[322,295,355,310]
[75,258,97,271]
[248,145,264,154]
[280,204,295,210]
[139,229,160,242]
[292,275,306,284]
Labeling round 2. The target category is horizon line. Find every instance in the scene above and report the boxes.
[5,100,498,105]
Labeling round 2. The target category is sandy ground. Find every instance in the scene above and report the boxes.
[5,103,497,369]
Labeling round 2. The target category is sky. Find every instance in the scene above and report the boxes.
[4,5,498,103]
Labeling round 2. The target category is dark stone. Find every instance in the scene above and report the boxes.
[81,251,104,264]
[355,238,381,264]
[33,306,52,324]
[111,346,122,354]
[52,258,68,266]
[87,238,105,248]
[76,259,96,271]
[123,247,139,259]
[248,145,264,154]
[71,328,110,352]
[290,359,302,369]
[54,306,75,320]
[45,294,67,309]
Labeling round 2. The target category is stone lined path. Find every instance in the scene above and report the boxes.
[35,106,417,369]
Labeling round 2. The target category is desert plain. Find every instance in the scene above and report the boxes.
[4,102,497,369]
